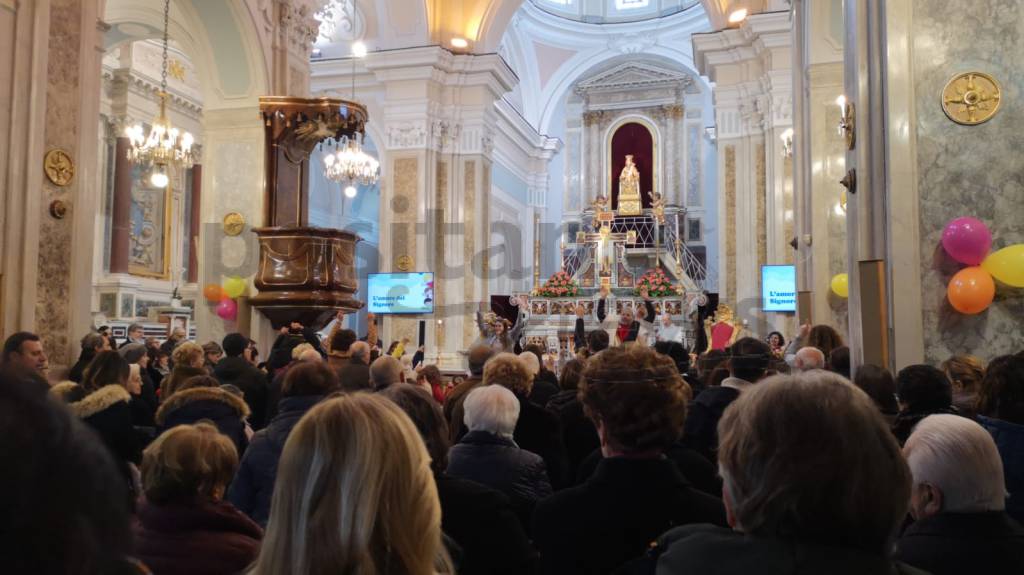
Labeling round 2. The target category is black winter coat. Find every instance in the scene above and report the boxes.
[891,405,959,446]
[533,457,726,575]
[214,356,269,430]
[529,370,560,406]
[650,524,928,575]
[546,390,599,481]
[227,394,323,526]
[447,430,553,530]
[980,415,1024,523]
[156,387,250,454]
[511,393,567,488]
[435,472,538,575]
[682,385,740,462]
[575,444,722,497]
[895,511,1024,575]
[51,382,142,466]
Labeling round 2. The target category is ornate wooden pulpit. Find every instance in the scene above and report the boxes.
[249,97,368,327]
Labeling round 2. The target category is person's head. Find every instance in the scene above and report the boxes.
[170,327,186,342]
[896,364,953,413]
[793,347,826,372]
[853,364,899,415]
[523,343,548,369]
[350,341,371,363]
[177,374,221,393]
[904,414,1006,520]
[221,333,249,358]
[727,337,772,382]
[483,352,533,397]
[254,394,451,575]
[126,323,145,342]
[767,331,785,348]
[580,346,687,457]
[0,370,134,573]
[586,329,610,354]
[142,422,239,504]
[417,364,442,387]
[118,342,148,368]
[369,355,404,388]
[660,313,673,327]
[282,361,340,398]
[619,308,634,326]
[80,332,105,354]
[467,344,494,377]
[463,385,520,438]
[172,342,205,370]
[654,340,690,375]
[975,354,1024,424]
[153,349,170,369]
[291,342,315,361]
[379,384,451,472]
[331,329,358,355]
[81,351,130,393]
[297,348,322,363]
[2,332,47,373]
[698,349,728,377]
[517,352,540,381]
[558,359,585,391]
[828,346,851,378]
[941,355,985,394]
[806,324,843,357]
[202,341,223,365]
[245,339,259,364]
[717,371,911,555]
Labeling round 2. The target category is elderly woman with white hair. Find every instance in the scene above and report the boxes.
[896,414,1024,575]
[446,384,552,531]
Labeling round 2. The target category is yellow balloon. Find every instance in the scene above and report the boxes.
[982,244,1024,288]
[223,276,247,299]
[831,273,850,298]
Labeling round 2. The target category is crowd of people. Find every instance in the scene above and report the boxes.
[2,310,1023,575]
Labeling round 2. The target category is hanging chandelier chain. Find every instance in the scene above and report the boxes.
[161,0,170,95]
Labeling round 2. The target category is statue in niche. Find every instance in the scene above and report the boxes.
[617,154,642,216]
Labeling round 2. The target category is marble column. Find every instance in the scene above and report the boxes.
[110,137,132,274]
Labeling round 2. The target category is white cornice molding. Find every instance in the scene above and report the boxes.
[691,10,792,80]
[102,68,204,118]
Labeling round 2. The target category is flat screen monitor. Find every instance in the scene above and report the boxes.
[762,265,797,312]
[367,272,434,315]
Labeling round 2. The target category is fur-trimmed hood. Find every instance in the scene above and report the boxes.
[50,382,131,419]
[156,386,251,426]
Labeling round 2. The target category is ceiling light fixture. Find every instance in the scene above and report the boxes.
[450,37,469,49]
[322,41,380,193]
[124,0,195,188]
[728,8,748,24]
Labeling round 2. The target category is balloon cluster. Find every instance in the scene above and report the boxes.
[941,217,1024,315]
[202,276,247,321]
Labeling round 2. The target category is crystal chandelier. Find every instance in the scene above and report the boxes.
[124,0,195,188]
[324,136,380,185]
[322,42,379,194]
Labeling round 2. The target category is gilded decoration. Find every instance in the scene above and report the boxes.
[396,255,414,271]
[942,72,1002,125]
[223,212,246,236]
[128,167,172,279]
[43,149,75,187]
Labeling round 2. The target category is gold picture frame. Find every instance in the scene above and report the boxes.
[128,166,173,280]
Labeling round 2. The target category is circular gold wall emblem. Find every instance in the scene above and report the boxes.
[222,212,246,236]
[942,72,1001,125]
[396,255,414,271]
[43,149,75,186]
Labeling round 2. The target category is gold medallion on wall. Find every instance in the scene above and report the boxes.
[396,255,414,272]
[222,212,246,236]
[942,72,1001,125]
[43,149,75,187]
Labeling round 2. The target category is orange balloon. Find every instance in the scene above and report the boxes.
[203,284,224,302]
[947,267,995,315]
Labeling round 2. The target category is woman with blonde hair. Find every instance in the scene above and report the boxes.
[160,341,207,399]
[249,393,452,575]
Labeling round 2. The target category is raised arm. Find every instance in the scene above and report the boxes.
[509,296,529,345]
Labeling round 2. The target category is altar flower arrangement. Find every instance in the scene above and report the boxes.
[635,268,683,297]
[535,270,581,298]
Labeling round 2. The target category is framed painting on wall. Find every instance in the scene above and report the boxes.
[128,164,172,279]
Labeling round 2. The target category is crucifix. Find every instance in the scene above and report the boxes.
[577,196,637,285]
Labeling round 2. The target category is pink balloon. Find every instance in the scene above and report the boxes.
[216,298,238,321]
[941,217,992,265]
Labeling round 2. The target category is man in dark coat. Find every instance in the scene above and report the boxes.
[896,414,1024,575]
[533,347,725,575]
[445,344,493,440]
[335,341,371,392]
[892,364,958,445]
[683,337,771,462]
[214,332,269,429]
[228,362,338,526]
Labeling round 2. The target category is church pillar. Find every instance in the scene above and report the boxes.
[369,48,515,369]
[109,137,132,275]
[693,12,793,336]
